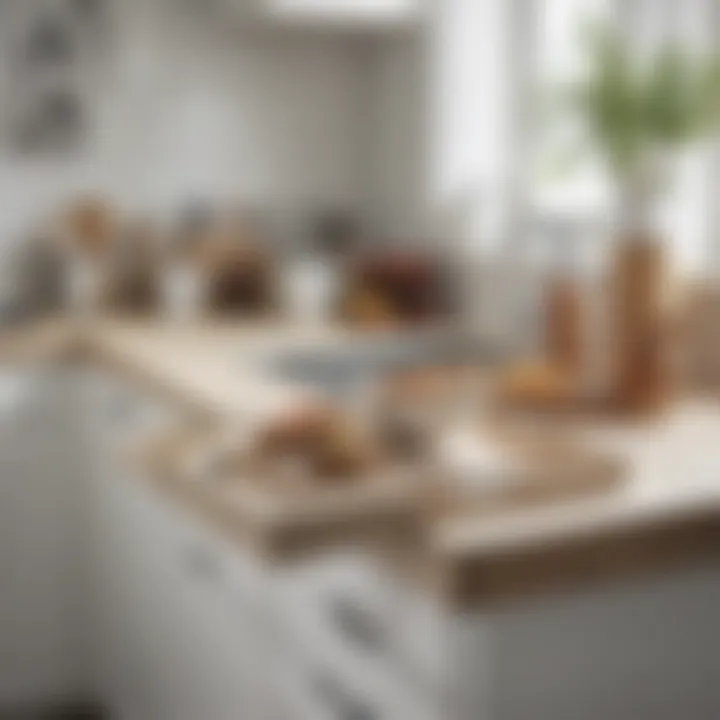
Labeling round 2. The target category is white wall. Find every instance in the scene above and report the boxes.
[428,0,514,247]
[106,0,371,217]
[364,32,428,240]
[0,0,371,251]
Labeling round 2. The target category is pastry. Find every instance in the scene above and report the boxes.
[257,404,371,480]
[345,288,396,328]
[499,360,576,410]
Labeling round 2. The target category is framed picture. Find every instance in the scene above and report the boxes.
[2,0,108,156]
[12,87,84,154]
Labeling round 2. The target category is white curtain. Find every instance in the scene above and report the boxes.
[526,0,614,275]
[653,0,716,275]
[532,0,613,215]
[431,0,513,253]
[528,0,720,276]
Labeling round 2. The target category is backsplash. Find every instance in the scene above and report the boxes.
[0,0,375,287]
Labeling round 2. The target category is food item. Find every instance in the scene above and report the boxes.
[499,360,576,410]
[257,404,335,455]
[386,366,452,401]
[345,288,396,328]
[198,233,274,315]
[256,404,370,480]
[349,249,447,323]
[313,423,370,478]
[378,411,429,460]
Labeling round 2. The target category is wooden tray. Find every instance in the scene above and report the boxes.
[132,423,430,524]
[135,417,623,528]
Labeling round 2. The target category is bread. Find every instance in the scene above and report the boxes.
[345,288,397,328]
[256,404,371,480]
[313,423,371,479]
[499,361,576,410]
[257,404,335,455]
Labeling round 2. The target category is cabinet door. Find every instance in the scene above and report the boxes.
[0,367,89,704]
[90,372,183,719]
[147,486,266,720]
[95,465,165,720]
[266,550,442,720]
[89,371,267,720]
[97,450,264,719]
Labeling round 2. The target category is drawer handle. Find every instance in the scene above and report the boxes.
[327,596,386,654]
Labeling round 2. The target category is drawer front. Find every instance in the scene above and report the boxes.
[272,551,399,660]
[272,640,438,720]
[268,555,440,720]
[270,552,451,711]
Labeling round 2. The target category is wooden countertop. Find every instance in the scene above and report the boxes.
[0,318,78,363]
[437,402,720,605]
[3,316,720,605]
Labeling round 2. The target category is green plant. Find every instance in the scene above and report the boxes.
[552,23,720,219]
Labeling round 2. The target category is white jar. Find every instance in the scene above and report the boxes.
[160,262,206,321]
[66,256,106,316]
[284,257,339,325]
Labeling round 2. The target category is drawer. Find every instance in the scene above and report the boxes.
[272,642,438,720]
[274,657,387,720]
[271,550,398,658]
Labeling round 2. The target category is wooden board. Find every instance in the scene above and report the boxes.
[133,418,623,545]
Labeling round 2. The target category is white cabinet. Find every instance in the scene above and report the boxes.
[265,549,441,720]
[488,565,720,720]
[33,366,720,720]
[98,472,249,720]
[0,367,90,705]
[90,373,265,720]
[385,564,720,720]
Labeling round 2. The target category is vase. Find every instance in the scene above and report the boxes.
[608,154,678,416]
[610,234,673,415]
